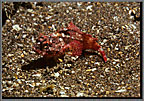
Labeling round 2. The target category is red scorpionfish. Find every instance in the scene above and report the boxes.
[33,22,107,62]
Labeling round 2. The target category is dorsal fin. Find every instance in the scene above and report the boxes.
[39,33,44,37]
[67,21,83,34]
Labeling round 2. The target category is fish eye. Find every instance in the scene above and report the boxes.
[44,43,49,46]
[37,42,41,44]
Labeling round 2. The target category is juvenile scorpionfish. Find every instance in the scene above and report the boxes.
[33,22,107,62]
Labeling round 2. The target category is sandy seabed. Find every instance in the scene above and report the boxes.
[2,2,141,97]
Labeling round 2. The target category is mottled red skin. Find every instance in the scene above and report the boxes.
[33,22,107,62]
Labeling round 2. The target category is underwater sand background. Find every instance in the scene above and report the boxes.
[2,2,140,97]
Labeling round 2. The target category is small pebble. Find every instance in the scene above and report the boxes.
[115,89,127,92]
[76,92,84,97]
[105,68,110,72]
[36,83,41,86]
[60,91,65,95]
[8,54,14,57]
[86,69,92,72]
[32,73,41,77]
[112,62,116,64]
[25,90,29,93]
[103,39,107,43]
[17,43,23,47]
[27,9,34,13]
[52,24,56,31]
[77,2,82,7]
[17,79,22,84]
[65,87,70,90]
[12,24,22,31]
[60,95,69,97]
[39,15,43,18]
[106,91,110,94]
[13,82,19,88]
[71,71,75,73]
[92,26,96,30]
[29,84,35,88]
[31,14,35,16]
[54,72,60,77]
[45,16,52,19]
[71,56,78,60]
[113,16,118,21]
[94,62,100,65]
[86,5,93,10]
[92,68,97,71]
[85,62,88,65]
[67,64,72,67]
[7,81,13,86]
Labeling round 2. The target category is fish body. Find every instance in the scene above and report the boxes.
[33,22,107,62]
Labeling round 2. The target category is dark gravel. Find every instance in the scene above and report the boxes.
[2,2,140,97]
